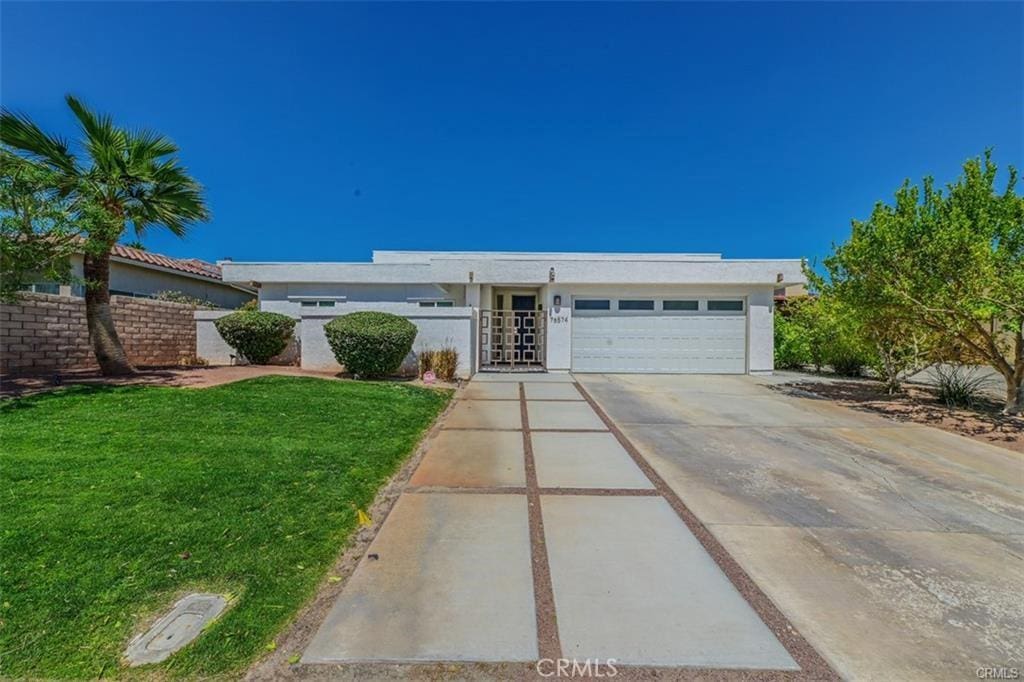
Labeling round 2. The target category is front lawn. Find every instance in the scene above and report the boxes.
[0,376,450,678]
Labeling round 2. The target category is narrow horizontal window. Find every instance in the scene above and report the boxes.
[574,299,610,311]
[663,300,698,311]
[618,299,654,311]
[300,301,318,307]
[317,300,335,307]
[707,300,744,311]
[435,301,454,307]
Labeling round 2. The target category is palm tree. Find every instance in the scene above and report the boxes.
[1,96,209,375]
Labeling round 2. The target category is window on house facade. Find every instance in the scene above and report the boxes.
[707,300,744,311]
[20,282,61,295]
[574,299,611,310]
[662,300,699,311]
[618,299,654,311]
[417,300,455,308]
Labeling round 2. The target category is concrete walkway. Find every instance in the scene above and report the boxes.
[304,373,826,675]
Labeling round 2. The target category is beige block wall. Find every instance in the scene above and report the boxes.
[1,293,200,374]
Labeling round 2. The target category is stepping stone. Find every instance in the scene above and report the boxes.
[412,430,526,488]
[541,495,798,669]
[445,400,522,430]
[304,493,537,663]
[527,401,606,431]
[532,432,652,489]
[461,382,521,400]
[124,593,228,666]
[522,383,584,401]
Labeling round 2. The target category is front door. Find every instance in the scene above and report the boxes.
[511,295,537,362]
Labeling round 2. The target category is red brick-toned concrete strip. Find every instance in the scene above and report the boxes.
[405,485,659,497]
[573,381,839,681]
[519,382,563,662]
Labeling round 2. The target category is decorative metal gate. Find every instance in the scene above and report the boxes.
[479,309,546,370]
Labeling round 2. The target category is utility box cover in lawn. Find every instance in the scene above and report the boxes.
[124,593,228,666]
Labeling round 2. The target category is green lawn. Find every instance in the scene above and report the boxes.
[0,376,451,678]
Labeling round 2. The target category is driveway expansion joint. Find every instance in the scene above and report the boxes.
[520,381,564,662]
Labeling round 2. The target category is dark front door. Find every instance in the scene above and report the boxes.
[511,295,537,362]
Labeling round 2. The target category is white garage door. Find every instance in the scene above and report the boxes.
[571,297,747,374]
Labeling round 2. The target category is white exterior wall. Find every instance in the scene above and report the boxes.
[747,288,775,373]
[195,310,300,365]
[259,283,465,315]
[299,304,473,377]
[195,310,246,365]
[197,304,474,377]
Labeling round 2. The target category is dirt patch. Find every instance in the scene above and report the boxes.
[0,365,460,399]
[778,380,1023,453]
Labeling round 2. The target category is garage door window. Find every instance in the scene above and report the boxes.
[662,300,698,311]
[708,300,744,311]
[618,299,654,311]
[574,299,610,310]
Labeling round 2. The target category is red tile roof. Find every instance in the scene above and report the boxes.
[110,244,223,281]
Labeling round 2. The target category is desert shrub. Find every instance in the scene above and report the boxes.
[829,350,868,377]
[934,365,988,408]
[419,346,459,382]
[154,290,219,309]
[774,311,810,369]
[324,311,417,379]
[214,311,296,364]
[238,298,259,311]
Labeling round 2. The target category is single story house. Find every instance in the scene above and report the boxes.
[23,244,255,309]
[203,250,805,377]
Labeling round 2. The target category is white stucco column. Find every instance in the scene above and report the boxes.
[544,285,572,371]
[748,288,774,374]
[465,283,481,308]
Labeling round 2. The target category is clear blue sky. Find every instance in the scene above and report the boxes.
[2,2,1021,264]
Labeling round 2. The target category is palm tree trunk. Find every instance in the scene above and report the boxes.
[83,248,134,376]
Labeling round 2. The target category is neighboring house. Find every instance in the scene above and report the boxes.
[23,244,255,309]
[212,250,804,377]
[774,282,808,302]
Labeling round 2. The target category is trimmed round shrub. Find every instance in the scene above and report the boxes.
[214,311,296,364]
[324,311,417,379]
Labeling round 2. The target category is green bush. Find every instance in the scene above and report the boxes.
[324,311,417,379]
[774,311,810,369]
[777,296,874,376]
[214,311,296,364]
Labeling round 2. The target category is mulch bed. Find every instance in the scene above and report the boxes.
[778,379,1023,453]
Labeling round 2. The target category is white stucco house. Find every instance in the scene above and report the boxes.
[197,250,805,378]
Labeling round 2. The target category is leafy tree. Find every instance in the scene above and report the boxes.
[0,152,81,302]
[819,151,1024,413]
[806,260,935,393]
[1,96,209,375]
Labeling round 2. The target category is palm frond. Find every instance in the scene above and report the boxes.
[0,109,77,175]
[66,95,127,177]
[126,128,178,169]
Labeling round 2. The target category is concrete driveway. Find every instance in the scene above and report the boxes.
[578,373,1024,680]
[302,372,826,677]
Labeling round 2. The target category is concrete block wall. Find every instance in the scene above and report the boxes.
[1,293,200,374]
